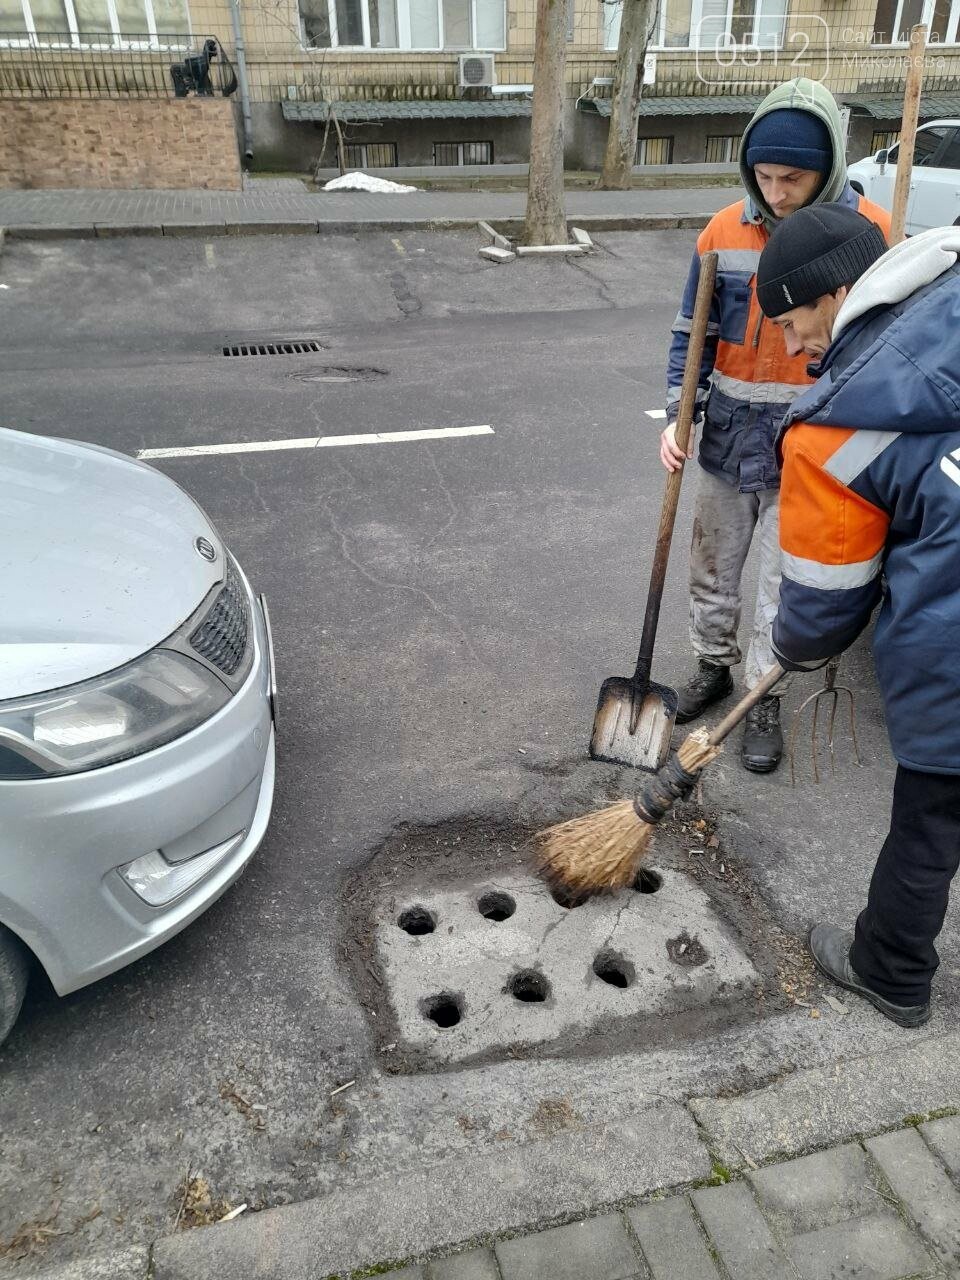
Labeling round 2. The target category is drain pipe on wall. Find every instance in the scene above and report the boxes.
[227,0,255,163]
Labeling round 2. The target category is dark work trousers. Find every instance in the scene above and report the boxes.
[850,765,960,1006]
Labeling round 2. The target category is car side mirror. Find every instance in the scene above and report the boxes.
[876,147,888,174]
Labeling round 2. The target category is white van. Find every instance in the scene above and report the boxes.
[847,119,960,234]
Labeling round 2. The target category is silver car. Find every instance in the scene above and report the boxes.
[0,427,277,1046]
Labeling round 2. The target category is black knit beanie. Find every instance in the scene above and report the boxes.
[756,203,888,318]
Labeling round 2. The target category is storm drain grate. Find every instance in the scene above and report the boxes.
[222,340,328,357]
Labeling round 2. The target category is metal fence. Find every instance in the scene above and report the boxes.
[0,32,232,98]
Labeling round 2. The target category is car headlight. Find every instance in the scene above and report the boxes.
[0,651,231,780]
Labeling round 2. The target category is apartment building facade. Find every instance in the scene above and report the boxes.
[2,0,960,175]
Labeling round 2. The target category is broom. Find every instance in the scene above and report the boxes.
[536,665,784,895]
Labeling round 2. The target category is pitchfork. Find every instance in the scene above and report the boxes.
[788,659,863,786]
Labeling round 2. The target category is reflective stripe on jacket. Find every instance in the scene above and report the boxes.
[773,253,960,774]
[666,188,891,494]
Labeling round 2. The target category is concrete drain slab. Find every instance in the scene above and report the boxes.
[374,866,759,1065]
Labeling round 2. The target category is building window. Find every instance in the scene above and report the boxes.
[636,136,673,164]
[341,142,399,167]
[604,0,785,49]
[0,0,189,44]
[873,0,959,42]
[704,133,740,162]
[433,140,493,164]
[870,129,900,152]
[298,0,505,48]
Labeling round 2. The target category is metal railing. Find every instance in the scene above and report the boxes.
[0,31,232,98]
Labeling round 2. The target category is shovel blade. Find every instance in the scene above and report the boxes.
[589,676,678,770]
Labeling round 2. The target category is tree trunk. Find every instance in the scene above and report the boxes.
[523,0,567,245]
[598,0,658,190]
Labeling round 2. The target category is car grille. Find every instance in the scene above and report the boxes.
[189,562,249,677]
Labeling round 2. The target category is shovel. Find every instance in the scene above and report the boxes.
[590,249,718,770]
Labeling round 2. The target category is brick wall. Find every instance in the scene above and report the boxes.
[0,98,241,191]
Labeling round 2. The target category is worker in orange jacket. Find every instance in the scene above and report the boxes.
[757,207,960,1025]
[661,78,890,773]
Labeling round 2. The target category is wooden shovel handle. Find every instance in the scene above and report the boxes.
[891,24,927,246]
[706,664,784,746]
[633,250,718,684]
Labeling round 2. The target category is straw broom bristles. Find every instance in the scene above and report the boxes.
[535,727,723,895]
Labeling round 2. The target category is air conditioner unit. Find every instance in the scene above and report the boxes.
[459,54,497,88]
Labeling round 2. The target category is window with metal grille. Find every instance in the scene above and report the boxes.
[432,140,493,165]
[870,129,900,154]
[635,136,674,165]
[340,142,398,167]
[704,134,741,163]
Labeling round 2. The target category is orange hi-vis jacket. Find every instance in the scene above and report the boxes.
[772,235,960,773]
[666,187,891,493]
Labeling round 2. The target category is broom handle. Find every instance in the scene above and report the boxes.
[633,250,719,685]
[706,664,785,747]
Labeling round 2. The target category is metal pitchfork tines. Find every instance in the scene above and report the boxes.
[789,659,862,786]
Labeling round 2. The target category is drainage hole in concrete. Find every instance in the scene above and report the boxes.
[508,970,551,1003]
[666,931,708,967]
[398,905,437,936]
[550,884,589,910]
[478,891,516,922]
[634,868,663,894]
[422,992,464,1028]
[592,949,636,990]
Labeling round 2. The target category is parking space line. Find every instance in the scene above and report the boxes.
[645,409,667,420]
[138,424,494,460]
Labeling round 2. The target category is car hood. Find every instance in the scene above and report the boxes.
[0,429,223,699]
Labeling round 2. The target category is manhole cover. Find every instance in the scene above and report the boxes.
[367,866,760,1067]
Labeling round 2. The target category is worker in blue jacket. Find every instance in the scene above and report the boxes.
[756,204,960,1026]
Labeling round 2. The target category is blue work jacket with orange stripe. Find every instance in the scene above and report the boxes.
[667,185,891,493]
[772,229,960,775]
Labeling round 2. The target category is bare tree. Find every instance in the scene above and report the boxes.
[523,0,568,245]
[598,0,659,190]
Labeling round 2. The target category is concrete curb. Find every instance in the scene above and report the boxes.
[152,1101,709,1280]
[2,213,712,242]
[691,1028,960,1170]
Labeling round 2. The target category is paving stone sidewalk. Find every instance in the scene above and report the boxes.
[380,1116,960,1280]
[0,184,731,238]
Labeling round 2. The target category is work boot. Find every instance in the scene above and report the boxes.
[675,660,734,723]
[808,924,930,1028]
[741,695,783,773]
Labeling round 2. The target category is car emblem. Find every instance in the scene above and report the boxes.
[195,536,217,562]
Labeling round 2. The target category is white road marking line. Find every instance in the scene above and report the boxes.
[645,409,667,420]
[204,243,216,268]
[138,424,494,460]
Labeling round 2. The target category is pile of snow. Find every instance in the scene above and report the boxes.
[323,171,418,194]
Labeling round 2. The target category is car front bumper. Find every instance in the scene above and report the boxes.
[0,593,276,995]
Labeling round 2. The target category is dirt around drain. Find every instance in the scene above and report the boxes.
[337,811,811,1073]
[666,931,709,967]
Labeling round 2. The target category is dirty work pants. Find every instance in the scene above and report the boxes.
[688,465,788,695]
[850,766,960,1006]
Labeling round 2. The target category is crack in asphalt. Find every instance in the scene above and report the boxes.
[567,255,618,309]
[236,453,271,516]
[316,474,487,671]
[420,444,460,552]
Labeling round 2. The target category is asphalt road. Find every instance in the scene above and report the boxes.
[0,228,953,1272]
